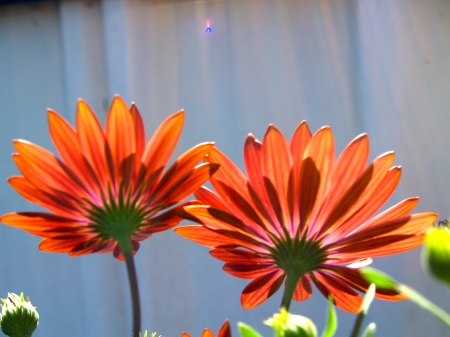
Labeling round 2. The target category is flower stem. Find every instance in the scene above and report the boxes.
[123,249,141,337]
[280,272,302,311]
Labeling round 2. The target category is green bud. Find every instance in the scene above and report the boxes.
[422,227,450,287]
[0,293,39,337]
[265,308,318,337]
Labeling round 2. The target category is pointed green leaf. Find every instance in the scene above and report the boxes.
[361,323,376,337]
[238,322,263,337]
[321,296,337,337]
[360,268,397,290]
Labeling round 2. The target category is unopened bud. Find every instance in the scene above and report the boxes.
[422,226,450,287]
[265,308,317,337]
[0,293,39,337]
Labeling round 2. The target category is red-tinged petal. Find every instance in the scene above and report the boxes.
[215,180,268,233]
[356,197,419,231]
[224,262,276,279]
[76,99,111,190]
[261,125,293,227]
[313,134,369,232]
[153,163,220,206]
[244,135,265,201]
[299,127,335,231]
[201,329,214,337]
[327,266,407,301]
[312,272,362,313]
[217,321,231,337]
[1,212,82,237]
[207,148,264,225]
[129,104,146,179]
[293,276,313,301]
[152,143,215,198]
[288,121,312,229]
[139,110,184,187]
[241,270,284,309]
[195,186,231,210]
[182,205,252,236]
[13,141,89,198]
[333,213,436,248]
[113,241,140,261]
[8,177,80,217]
[106,96,136,185]
[175,225,240,248]
[319,152,396,239]
[331,234,419,258]
[48,110,101,198]
[181,333,191,337]
[210,248,270,263]
[39,236,90,253]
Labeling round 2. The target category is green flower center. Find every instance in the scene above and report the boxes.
[269,228,328,279]
[83,185,155,252]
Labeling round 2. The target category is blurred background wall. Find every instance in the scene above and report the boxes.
[1,0,450,336]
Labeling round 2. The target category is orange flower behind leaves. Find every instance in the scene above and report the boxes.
[1,96,218,260]
[176,121,437,312]
[182,321,231,337]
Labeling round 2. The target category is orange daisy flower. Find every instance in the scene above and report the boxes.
[182,321,231,337]
[175,121,437,312]
[1,96,218,260]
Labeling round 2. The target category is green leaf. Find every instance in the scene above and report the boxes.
[360,268,397,290]
[361,323,376,337]
[321,296,337,337]
[238,322,263,337]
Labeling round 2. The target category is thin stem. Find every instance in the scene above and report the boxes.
[123,249,141,337]
[280,272,303,310]
[349,311,365,337]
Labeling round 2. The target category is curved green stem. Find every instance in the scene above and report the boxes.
[123,247,141,337]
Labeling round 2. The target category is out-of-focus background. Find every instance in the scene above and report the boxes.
[1,0,450,336]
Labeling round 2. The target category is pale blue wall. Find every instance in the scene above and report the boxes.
[1,0,450,336]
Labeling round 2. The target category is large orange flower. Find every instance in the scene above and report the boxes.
[176,121,437,312]
[181,321,231,337]
[1,96,218,260]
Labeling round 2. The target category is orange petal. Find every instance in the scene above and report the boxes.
[129,104,146,179]
[224,262,276,279]
[39,236,90,253]
[244,135,265,202]
[210,248,270,263]
[293,276,313,301]
[13,141,88,199]
[299,127,335,231]
[334,213,436,248]
[76,99,111,191]
[327,266,407,301]
[217,321,231,337]
[319,152,396,239]
[357,197,419,231]
[1,212,82,238]
[175,225,242,248]
[8,177,80,217]
[289,121,312,228]
[241,270,284,309]
[261,125,293,227]
[312,272,362,313]
[139,110,184,187]
[313,134,369,232]
[201,329,214,337]
[153,163,219,206]
[106,96,136,183]
[152,143,215,198]
[48,110,101,197]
